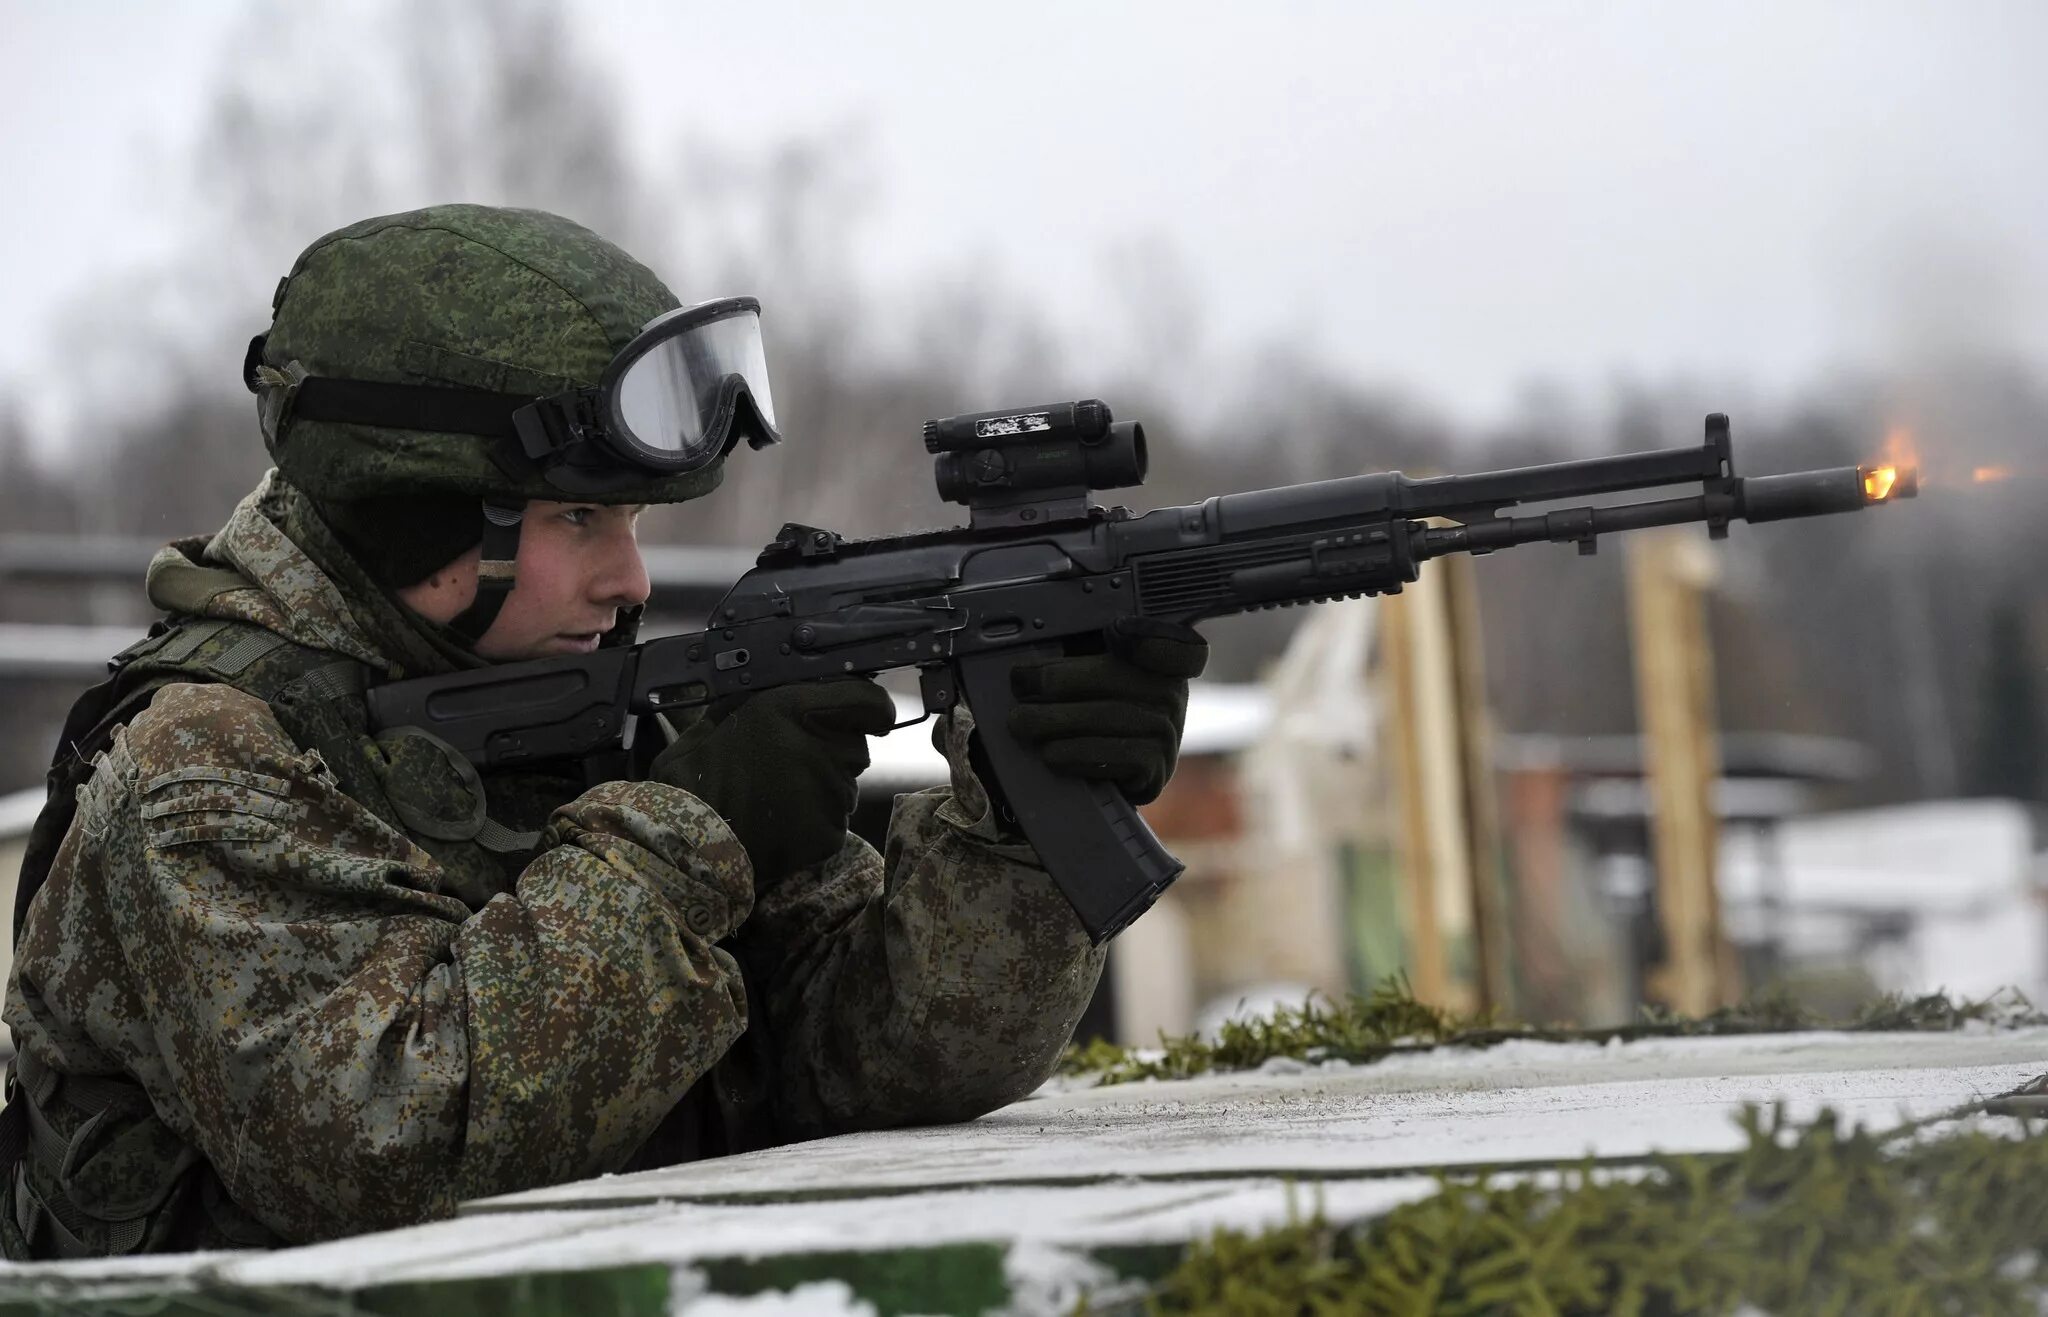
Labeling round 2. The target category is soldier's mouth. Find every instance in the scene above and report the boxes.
[555,632,606,654]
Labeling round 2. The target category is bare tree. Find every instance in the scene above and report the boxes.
[0,409,91,790]
[5,0,2045,809]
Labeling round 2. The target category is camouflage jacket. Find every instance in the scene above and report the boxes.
[2,475,1105,1254]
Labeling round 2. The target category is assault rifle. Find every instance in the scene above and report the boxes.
[367,403,1916,942]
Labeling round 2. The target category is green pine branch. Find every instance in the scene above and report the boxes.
[1059,978,2043,1086]
[1087,1104,2048,1317]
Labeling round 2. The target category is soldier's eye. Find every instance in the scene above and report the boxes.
[560,507,596,527]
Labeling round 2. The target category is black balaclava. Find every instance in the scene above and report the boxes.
[319,493,487,591]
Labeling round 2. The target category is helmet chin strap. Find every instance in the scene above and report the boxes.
[448,499,526,645]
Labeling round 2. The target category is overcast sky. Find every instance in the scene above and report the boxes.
[4,1,2045,439]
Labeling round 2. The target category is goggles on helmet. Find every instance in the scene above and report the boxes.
[512,297,780,478]
[249,295,781,496]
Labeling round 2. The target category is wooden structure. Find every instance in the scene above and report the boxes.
[1377,553,1510,1014]
[1626,530,1741,1013]
[1229,551,1510,1018]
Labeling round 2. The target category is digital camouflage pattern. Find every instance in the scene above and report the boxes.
[255,204,721,505]
[2,474,1106,1252]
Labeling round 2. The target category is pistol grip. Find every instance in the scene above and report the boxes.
[955,647,1184,943]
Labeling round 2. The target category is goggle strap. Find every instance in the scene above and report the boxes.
[291,376,528,440]
[447,499,526,645]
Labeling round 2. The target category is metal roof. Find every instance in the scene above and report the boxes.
[1498,730,1875,782]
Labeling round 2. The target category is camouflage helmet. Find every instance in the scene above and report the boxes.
[250,204,725,506]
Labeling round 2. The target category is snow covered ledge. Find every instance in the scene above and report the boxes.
[0,1028,2039,1313]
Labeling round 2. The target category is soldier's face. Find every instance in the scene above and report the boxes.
[398,501,652,660]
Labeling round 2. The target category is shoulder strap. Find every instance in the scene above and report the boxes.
[9,618,378,949]
[10,628,186,950]
[140,618,393,833]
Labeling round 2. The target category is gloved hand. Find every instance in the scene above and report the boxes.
[649,677,897,887]
[1005,618,1209,805]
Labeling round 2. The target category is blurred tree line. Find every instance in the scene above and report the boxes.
[2,0,2044,812]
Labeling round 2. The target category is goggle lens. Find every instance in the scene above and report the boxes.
[612,305,777,464]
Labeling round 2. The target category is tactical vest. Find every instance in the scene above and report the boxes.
[0,609,772,1258]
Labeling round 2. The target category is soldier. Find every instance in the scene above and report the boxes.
[0,205,1205,1256]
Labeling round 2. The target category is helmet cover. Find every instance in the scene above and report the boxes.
[256,204,723,505]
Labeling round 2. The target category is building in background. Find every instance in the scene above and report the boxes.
[1095,604,2048,1038]
[1720,798,2048,1011]
[1502,732,1874,1024]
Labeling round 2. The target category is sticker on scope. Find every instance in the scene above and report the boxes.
[975,412,1052,439]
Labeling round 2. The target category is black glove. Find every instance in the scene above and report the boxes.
[649,677,897,887]
[1005,618,1209,805]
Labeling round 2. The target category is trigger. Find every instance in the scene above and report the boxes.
[919,666,960,717]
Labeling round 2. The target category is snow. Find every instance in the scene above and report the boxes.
[1720,799,2048,1001]
[478,1028,2048,1213]
[1720,800,2036,911]
[0,1029,2038,1298]
[12,1179,1446,1294]
[672,1277,876,1316]
[997,1242,1124,1317]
